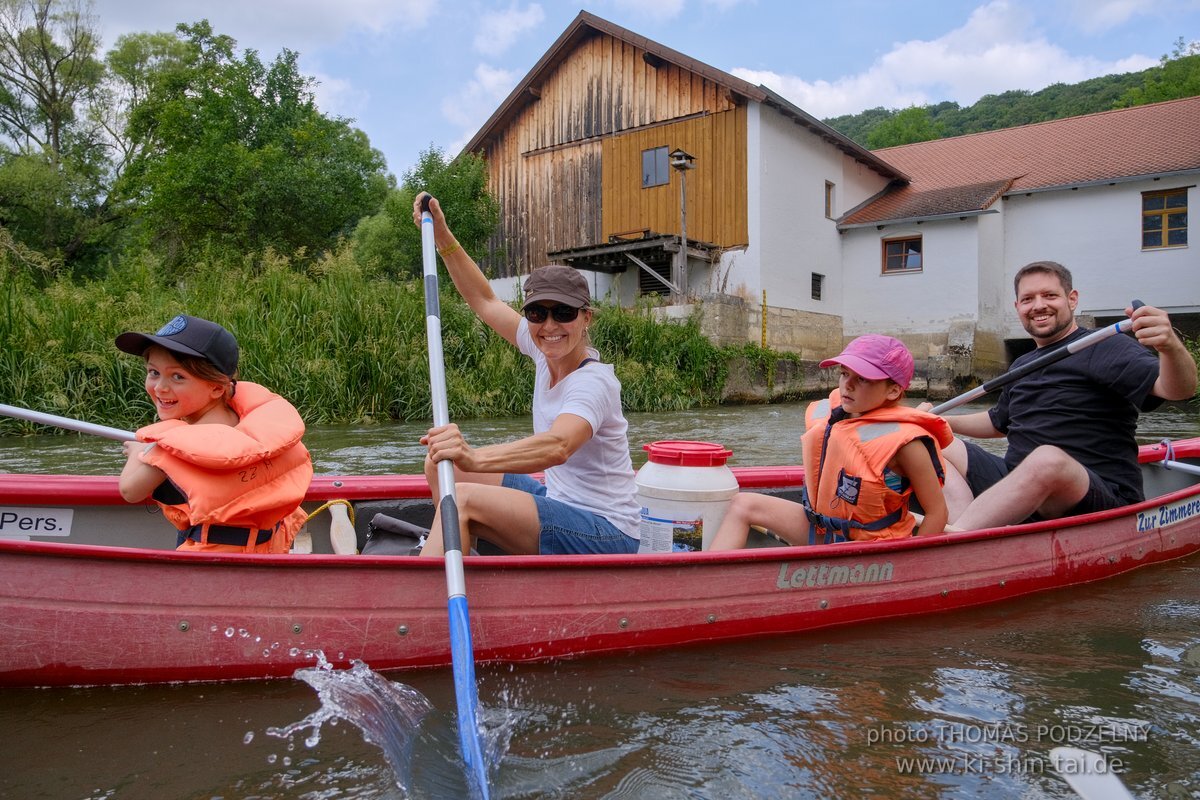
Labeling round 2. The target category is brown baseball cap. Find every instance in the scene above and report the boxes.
[522,265,591,309]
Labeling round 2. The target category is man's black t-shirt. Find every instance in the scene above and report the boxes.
[988,328,1161,505]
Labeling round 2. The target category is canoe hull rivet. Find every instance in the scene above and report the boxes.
[178,621,189,632]
[819,600,828,609]
[618,617,629,629]
[397,625,409,636]
[292,624,303,634]
[706,614,717,623]
[941,590,949,597]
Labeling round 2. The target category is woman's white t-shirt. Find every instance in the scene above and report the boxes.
[516,319,640,538]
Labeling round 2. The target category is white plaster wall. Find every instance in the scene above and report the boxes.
[975,205,1009,336]
[1001,180,1197,338]
[718,103,765,301]
[756,110,840,312]
[840,218,983,336]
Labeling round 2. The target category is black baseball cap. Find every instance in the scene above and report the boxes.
[115,314,239,378]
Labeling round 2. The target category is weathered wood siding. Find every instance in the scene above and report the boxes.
[601,108,747,246]
[480,31,747,276]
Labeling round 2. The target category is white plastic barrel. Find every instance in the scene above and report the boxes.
[635,440,738,552]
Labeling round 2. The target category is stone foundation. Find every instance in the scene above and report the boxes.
[652,295,1021,402]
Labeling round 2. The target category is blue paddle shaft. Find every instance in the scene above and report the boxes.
[419,194,490,799]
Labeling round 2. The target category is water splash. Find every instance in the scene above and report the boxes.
[264,652,521,798]
[266,653,434,791]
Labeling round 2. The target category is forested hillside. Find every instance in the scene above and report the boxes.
[824,41,1200,148]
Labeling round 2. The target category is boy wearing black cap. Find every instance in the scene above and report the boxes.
[116,315,313,553]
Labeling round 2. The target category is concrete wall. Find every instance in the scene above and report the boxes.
[1002,181,1198,335]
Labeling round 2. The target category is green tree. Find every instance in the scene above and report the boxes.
[92,30,190,183]
[1117,39,1200,107]
[0,0,101,159]
[353,145,500,279]
[0,0,112,273]
[118,21,391,270]
[866,105,943,149]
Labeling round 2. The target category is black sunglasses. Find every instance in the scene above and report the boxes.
[523,304,584,324]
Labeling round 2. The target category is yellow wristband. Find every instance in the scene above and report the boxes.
[437,240,461,258]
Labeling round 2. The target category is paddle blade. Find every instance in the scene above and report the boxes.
[448,595,490,798]
[1050,747,1135,800]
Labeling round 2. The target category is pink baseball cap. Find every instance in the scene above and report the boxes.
[819,334,914,389]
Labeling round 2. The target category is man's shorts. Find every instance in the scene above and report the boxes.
[961,440,1125,518]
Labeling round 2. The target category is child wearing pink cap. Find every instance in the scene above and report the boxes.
[709,335,954,549]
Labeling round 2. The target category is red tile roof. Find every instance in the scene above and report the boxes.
[841,96,1200,226]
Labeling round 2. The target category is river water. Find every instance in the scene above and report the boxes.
[2,400,1200,799]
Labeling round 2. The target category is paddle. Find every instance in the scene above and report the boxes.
[930,301,1144,415]
[0,403,357,553]
[1050,746,1135,799]
[418,194,491,799]
[0,403,135,441]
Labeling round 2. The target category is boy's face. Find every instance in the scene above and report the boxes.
[837,367,902,416]
[142,346,226,422]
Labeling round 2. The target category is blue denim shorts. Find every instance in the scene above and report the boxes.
[502,473,640,555]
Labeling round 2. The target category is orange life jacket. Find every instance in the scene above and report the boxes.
[801,391,952,543]
[135,381,313,554]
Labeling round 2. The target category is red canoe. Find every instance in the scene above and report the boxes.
[1,439,1198,688]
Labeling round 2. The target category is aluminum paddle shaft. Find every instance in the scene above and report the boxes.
[0,404,134,441]
[931,301,1143,415]
[419,195,490,799]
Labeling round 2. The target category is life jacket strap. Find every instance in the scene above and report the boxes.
[177,522,279,548]
[801,486,904,545]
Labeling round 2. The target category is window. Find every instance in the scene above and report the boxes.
[811,272,824,300]
[642,146,669,188]
[882,236,922,273]
[824,181,835,219]
[1142,188,1188,249]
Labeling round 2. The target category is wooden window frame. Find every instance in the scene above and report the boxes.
[642,146,669,189]
[1141,187,1188,250]
[824,181,835,219]
[882,235,923,274]
[811,272,824,301]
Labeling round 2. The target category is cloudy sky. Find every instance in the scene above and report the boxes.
[91,0,1196,177]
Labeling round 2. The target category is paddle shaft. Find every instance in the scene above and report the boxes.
[419,195,490,800]
[0,404,135,442]
[931,301,1143,415]
[1156,459,1200,477]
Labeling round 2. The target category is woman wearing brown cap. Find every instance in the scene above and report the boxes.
[412,193,640,556]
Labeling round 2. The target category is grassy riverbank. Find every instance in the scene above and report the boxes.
[5,247,1196,437]
[0,248,744,434]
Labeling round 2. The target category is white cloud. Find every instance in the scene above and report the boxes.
[308,70,370,122]
[441,63,521,152]
[607,0,686,22]
[93,0,434,55]
[1063,0,1148,34]
[473,3,545,57]
[732,0,1158,118]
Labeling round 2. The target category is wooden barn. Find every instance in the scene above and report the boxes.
[462,11,1199,385]
[463,11,900,359]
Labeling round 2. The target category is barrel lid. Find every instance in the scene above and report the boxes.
[643,440,733,467]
